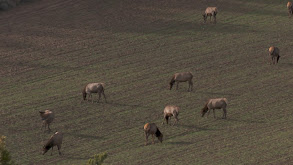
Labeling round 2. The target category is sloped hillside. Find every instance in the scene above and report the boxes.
[1,0,293,164]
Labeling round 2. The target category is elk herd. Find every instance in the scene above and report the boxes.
[39,2,292,156]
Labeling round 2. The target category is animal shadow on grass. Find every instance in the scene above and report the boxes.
[168,141,193,145]
[83,99,107,104]
[226,118,265,124]
[179,124,219,131]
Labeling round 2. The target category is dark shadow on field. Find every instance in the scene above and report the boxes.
[168,141,193,145]
[226,118,265,124]
[66,133,104,140]
[83,100,108,104]
[178,124,219,131]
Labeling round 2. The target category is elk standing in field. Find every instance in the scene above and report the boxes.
[169,72,193,92]
[201,98,228,119]
[39,110,54,132]
[287,2,293,17]
[82,83,107,103]
[143,123,163,145]
[268,46,280,64]
[203,7,218,23]
[162,105,179,125]
[42,131,63,156]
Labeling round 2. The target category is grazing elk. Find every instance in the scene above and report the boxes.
[201,98,228,119]
[143,123,163,145]
[82,83,107,103]
[39,110,54,132]
[287,2,293,17]
[169,72,193,92]
[268,46,280,64]
[43,131,63,156]
[162,105,179,125]
[203,7,218,23]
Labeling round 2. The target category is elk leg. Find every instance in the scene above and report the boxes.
[51,146,54,156]
[213,109,216,118]
[48,123,51,132]
[90,94,94,103]
[163,115,168,125]
[44,123,48,132]
[173,116,178,125]
[176,82,179,90]
[189,81,193,91]
[223,108,227,119]
[98,93,101,102]
[57,145,62,155]
[145,132,149,146]
[152,134,154,144]
[102,92,107,103]
[207,109,210,118]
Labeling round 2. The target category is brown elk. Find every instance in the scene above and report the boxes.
[82,83,107,103]
[169,72,193,92]
[42,131,63,156]
[203,7,218,23]
[162,105,179,125]
[201,98,228,119]
[143,123,163,145]
[268,46,280,64]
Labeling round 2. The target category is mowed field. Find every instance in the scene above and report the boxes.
[1,0,293,164]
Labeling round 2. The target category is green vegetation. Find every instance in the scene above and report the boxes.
[1,0,293,164]
[0,136,14,165]
[85,152,107,165]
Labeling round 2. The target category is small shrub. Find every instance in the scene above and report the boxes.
[0,135,15,165]
[85,152,108,165]
[0,2,9,10]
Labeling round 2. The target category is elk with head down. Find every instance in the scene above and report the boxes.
[82,83,107,103]
[169,72,193,92]
[201,98,228,119]
[268,46,280,64]
[42,131,63,156]
[203,7,218,23]
[162,105,179,125]
[143,123,163,145]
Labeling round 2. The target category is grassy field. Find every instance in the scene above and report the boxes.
[1,0,293,164]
